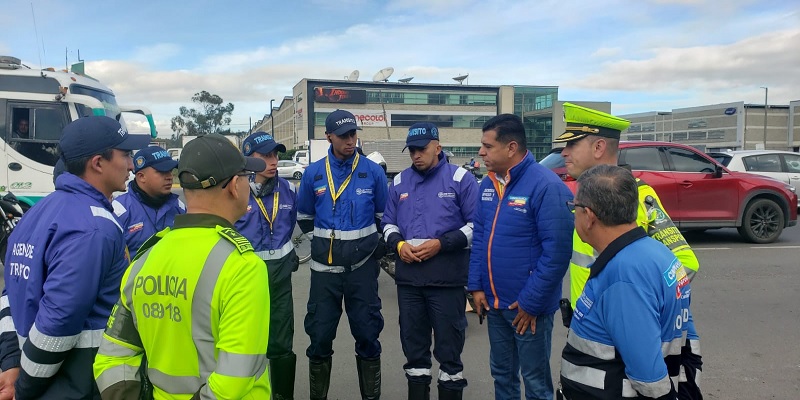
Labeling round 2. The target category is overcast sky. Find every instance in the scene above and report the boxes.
[1,0,797,136]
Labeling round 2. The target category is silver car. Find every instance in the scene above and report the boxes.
[709,150,800,207]
[277,160,306,180]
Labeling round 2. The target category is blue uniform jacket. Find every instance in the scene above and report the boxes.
[468,152,574,315]
[562,228,690,399]
[112,182,185,255]
[1,173,130,398]
[235,177,298,260]
[297,148,387,271]
[382,153,478,286]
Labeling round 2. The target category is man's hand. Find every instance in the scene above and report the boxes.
[470,290,490,314]
[0,367,19,400]
[397,243,422,264]
[509,301,537,335]
[411,239,442,261]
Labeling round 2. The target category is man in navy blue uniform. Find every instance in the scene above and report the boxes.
[296,109,388,400]
[468,114,574,400]
[235,131,299,400]
[382,123,478,400]
[560,164,691,400]
[0,116,149,399]
[113,146,185,255]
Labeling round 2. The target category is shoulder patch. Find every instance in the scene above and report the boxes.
[216,226,254,254]
[112,200,127,217]
[177,199,186,211]
[453,167,468,182]
[288,181,297,193]
[393,173,402,186]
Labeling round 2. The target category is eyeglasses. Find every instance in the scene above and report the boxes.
[221,171,255,189]
[566,200,590,213]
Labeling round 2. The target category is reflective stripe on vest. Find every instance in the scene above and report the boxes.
[313,225,377,240]
[254,241,295,260]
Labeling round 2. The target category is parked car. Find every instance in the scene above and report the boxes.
[293,150,308,165]
[277,160,306,180]
[541,141,798,243]
[707,150,800,207]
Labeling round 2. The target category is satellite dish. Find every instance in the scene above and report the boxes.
[347,70,360,81]
[452,74,469,84]
[398,77,414,83]
[372,67,394,82]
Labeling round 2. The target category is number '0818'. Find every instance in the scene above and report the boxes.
[142,302,182,322]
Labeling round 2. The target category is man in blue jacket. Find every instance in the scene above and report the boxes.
[382,123,478,400]
[113,146,185,255]
[235,131,299,400]
[0,116,149,399]
[560,165,690,400]
[468,114,574,400]
[297,109,388,400]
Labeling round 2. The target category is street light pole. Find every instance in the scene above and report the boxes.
[270,98,276,136]
[760,87,768,149]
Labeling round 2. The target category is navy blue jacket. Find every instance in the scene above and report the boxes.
[1,173,129,399]
[382,154,478,286]
[297,148,387,272]
[235,177,298,260]
[468,152,574,315]
[112,181,185,255]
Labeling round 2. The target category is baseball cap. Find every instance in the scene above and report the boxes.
[242,131,287,156]
[178,134,266,189]
[325,109,362,136]
[553,102,631,143]
[403,122,440,152]
[134,146,179,173]
[59,116,151,161]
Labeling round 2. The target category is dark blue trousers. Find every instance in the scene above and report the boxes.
[304,258,384,360]
[398,285,467,391]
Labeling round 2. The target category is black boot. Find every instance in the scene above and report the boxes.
[437,385,463,400]
[356,356,381,400]
[309,357,332,400]
[270,354,296,400]
[407,381,430,400]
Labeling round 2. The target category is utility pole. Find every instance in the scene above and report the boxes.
[760,87,768,149]
[270,99,276,135]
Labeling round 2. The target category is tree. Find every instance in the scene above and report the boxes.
[170,91,234,137]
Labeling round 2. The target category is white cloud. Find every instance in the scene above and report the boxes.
[130,43,181,65]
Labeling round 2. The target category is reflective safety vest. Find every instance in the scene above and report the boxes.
[569,179,700,305]
[93,213,271,399]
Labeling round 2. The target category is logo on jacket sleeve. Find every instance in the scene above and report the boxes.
[481,188,495,202]
[356,188,373,195]
[314,185,328,196]
[128,222,144,234]
[663,258,690,298]
[438,192,455,199]
[399,192,409,201]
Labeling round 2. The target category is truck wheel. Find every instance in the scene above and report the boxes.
[737,198,784,244]
[293,171,303,180]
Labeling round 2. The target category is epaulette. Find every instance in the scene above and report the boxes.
[216,226,254,254]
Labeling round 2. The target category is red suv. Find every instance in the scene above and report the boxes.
[540,141,798,243]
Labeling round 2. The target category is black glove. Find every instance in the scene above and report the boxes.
[559,298,573,328]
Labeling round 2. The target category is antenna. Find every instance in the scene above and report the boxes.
[346,70,360,81]
[372,67,395,82]
[398,77,414,83]
[452,73,469,85]
[31,3,44,69]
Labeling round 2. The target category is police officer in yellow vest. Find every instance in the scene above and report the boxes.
[555,103,703,400]
[93,135,271,399]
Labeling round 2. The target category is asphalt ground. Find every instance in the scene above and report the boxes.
[3,186,799,398]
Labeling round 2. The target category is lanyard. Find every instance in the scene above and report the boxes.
[254,192,279,236]
[324,153,360,263]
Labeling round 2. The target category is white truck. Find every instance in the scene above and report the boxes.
[0,55,157,207]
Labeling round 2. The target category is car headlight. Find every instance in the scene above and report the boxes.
[786,184,796,193]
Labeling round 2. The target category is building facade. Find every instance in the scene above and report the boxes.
[621,101,800,152]
[251,78,559,161]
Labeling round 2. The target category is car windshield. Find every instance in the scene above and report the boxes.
[539,150,565,168]
[708,153,732,166]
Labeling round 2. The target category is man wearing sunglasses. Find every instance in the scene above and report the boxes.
[296,109,388,400]
[556,103,702,400]
[94,134,273,399]
[235,131,299,400]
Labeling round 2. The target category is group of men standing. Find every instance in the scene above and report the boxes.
[0,102,702,400]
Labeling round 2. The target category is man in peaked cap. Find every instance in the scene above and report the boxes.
[112,146,186,256]
[382,122,478,400]
[557,102,703,400]
[296,109,388,400]
[0,116,149,399]
[95,134,274,399]
[235,131,299,400]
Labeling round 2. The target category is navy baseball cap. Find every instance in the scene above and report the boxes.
[59,116,150,161]
[242,131,287,156]
[403,122,440,151]
[325,109,362,136]
[134,146,178,173]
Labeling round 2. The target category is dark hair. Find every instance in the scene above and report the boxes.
[64,149,114,177]
[482,114,527,153]
[576,164,637,225]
